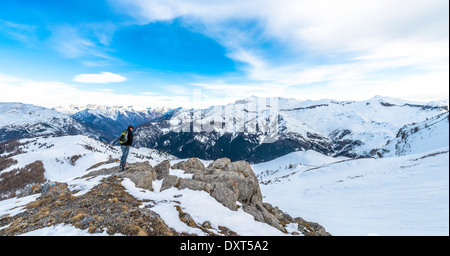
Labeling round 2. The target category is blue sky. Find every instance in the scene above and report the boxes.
[0,0,448,108]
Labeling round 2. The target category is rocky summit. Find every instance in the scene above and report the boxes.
[0,157,330,236]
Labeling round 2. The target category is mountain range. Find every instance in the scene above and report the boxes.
[1,96,447,164]
[0,95,448,236]
[132,96,448,163]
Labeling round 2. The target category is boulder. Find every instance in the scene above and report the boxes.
[119,161,156,191]
[172,158,205,173]
[211,183,238,211]
[171,161,186,171]
[194,163,262,207]
[208,158,231,169]
[160,175,180,192]
[154,160,170,180]
[177,179,206,191]
[185,157,206,173]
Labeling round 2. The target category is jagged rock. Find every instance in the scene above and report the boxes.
[263,202,294,223]
[154,160,170,180]
[242,203,286,232]
[160,175,179,192]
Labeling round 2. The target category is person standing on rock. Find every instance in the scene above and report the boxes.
[119,125,134,171]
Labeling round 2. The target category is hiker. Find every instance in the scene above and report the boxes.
[119,125,134,171]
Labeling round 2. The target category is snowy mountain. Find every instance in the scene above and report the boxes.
[133,96,448,163]
[0,103,106,143]
[0,96,447,236]
[53,105,170,142]
[0,135,328,236]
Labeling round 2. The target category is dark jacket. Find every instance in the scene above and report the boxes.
[124,129,133,146]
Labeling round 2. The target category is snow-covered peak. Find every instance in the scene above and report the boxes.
[0,102,71,126]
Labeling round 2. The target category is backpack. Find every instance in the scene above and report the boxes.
[119,130,129,145]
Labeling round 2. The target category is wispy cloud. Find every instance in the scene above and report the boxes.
[114,0,449,103]
[48,23,118,65]
[0,19,38,47]
[73,72,126,84]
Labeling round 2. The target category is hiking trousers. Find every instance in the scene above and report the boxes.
[120,145,130,166]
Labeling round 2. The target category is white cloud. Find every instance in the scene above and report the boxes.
[140,92,160,95]
[115,0,449,104]
[72,72,126,84]
[119,0,448,53]
[0,74,189,108]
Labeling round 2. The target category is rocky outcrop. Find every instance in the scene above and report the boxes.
[154,160,170,180]
[165,157,331,236]
[4,158,330,236]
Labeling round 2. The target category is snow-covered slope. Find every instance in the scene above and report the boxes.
[0,103,104,143]
[378,112,449,157]
[252,147,449,235]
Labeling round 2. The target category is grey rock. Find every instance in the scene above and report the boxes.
[208,158,231,169]
[242,203,286,232]
[171,157,205,173]
[154,160,171,180]
[263,202,294,223]
[171,161,186,170]
[177,179,207,191]
[160,175,180,192]
[211,183,237,211]
[119,161,156,191]
[185,157,206,173]
[308,222,330,236]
